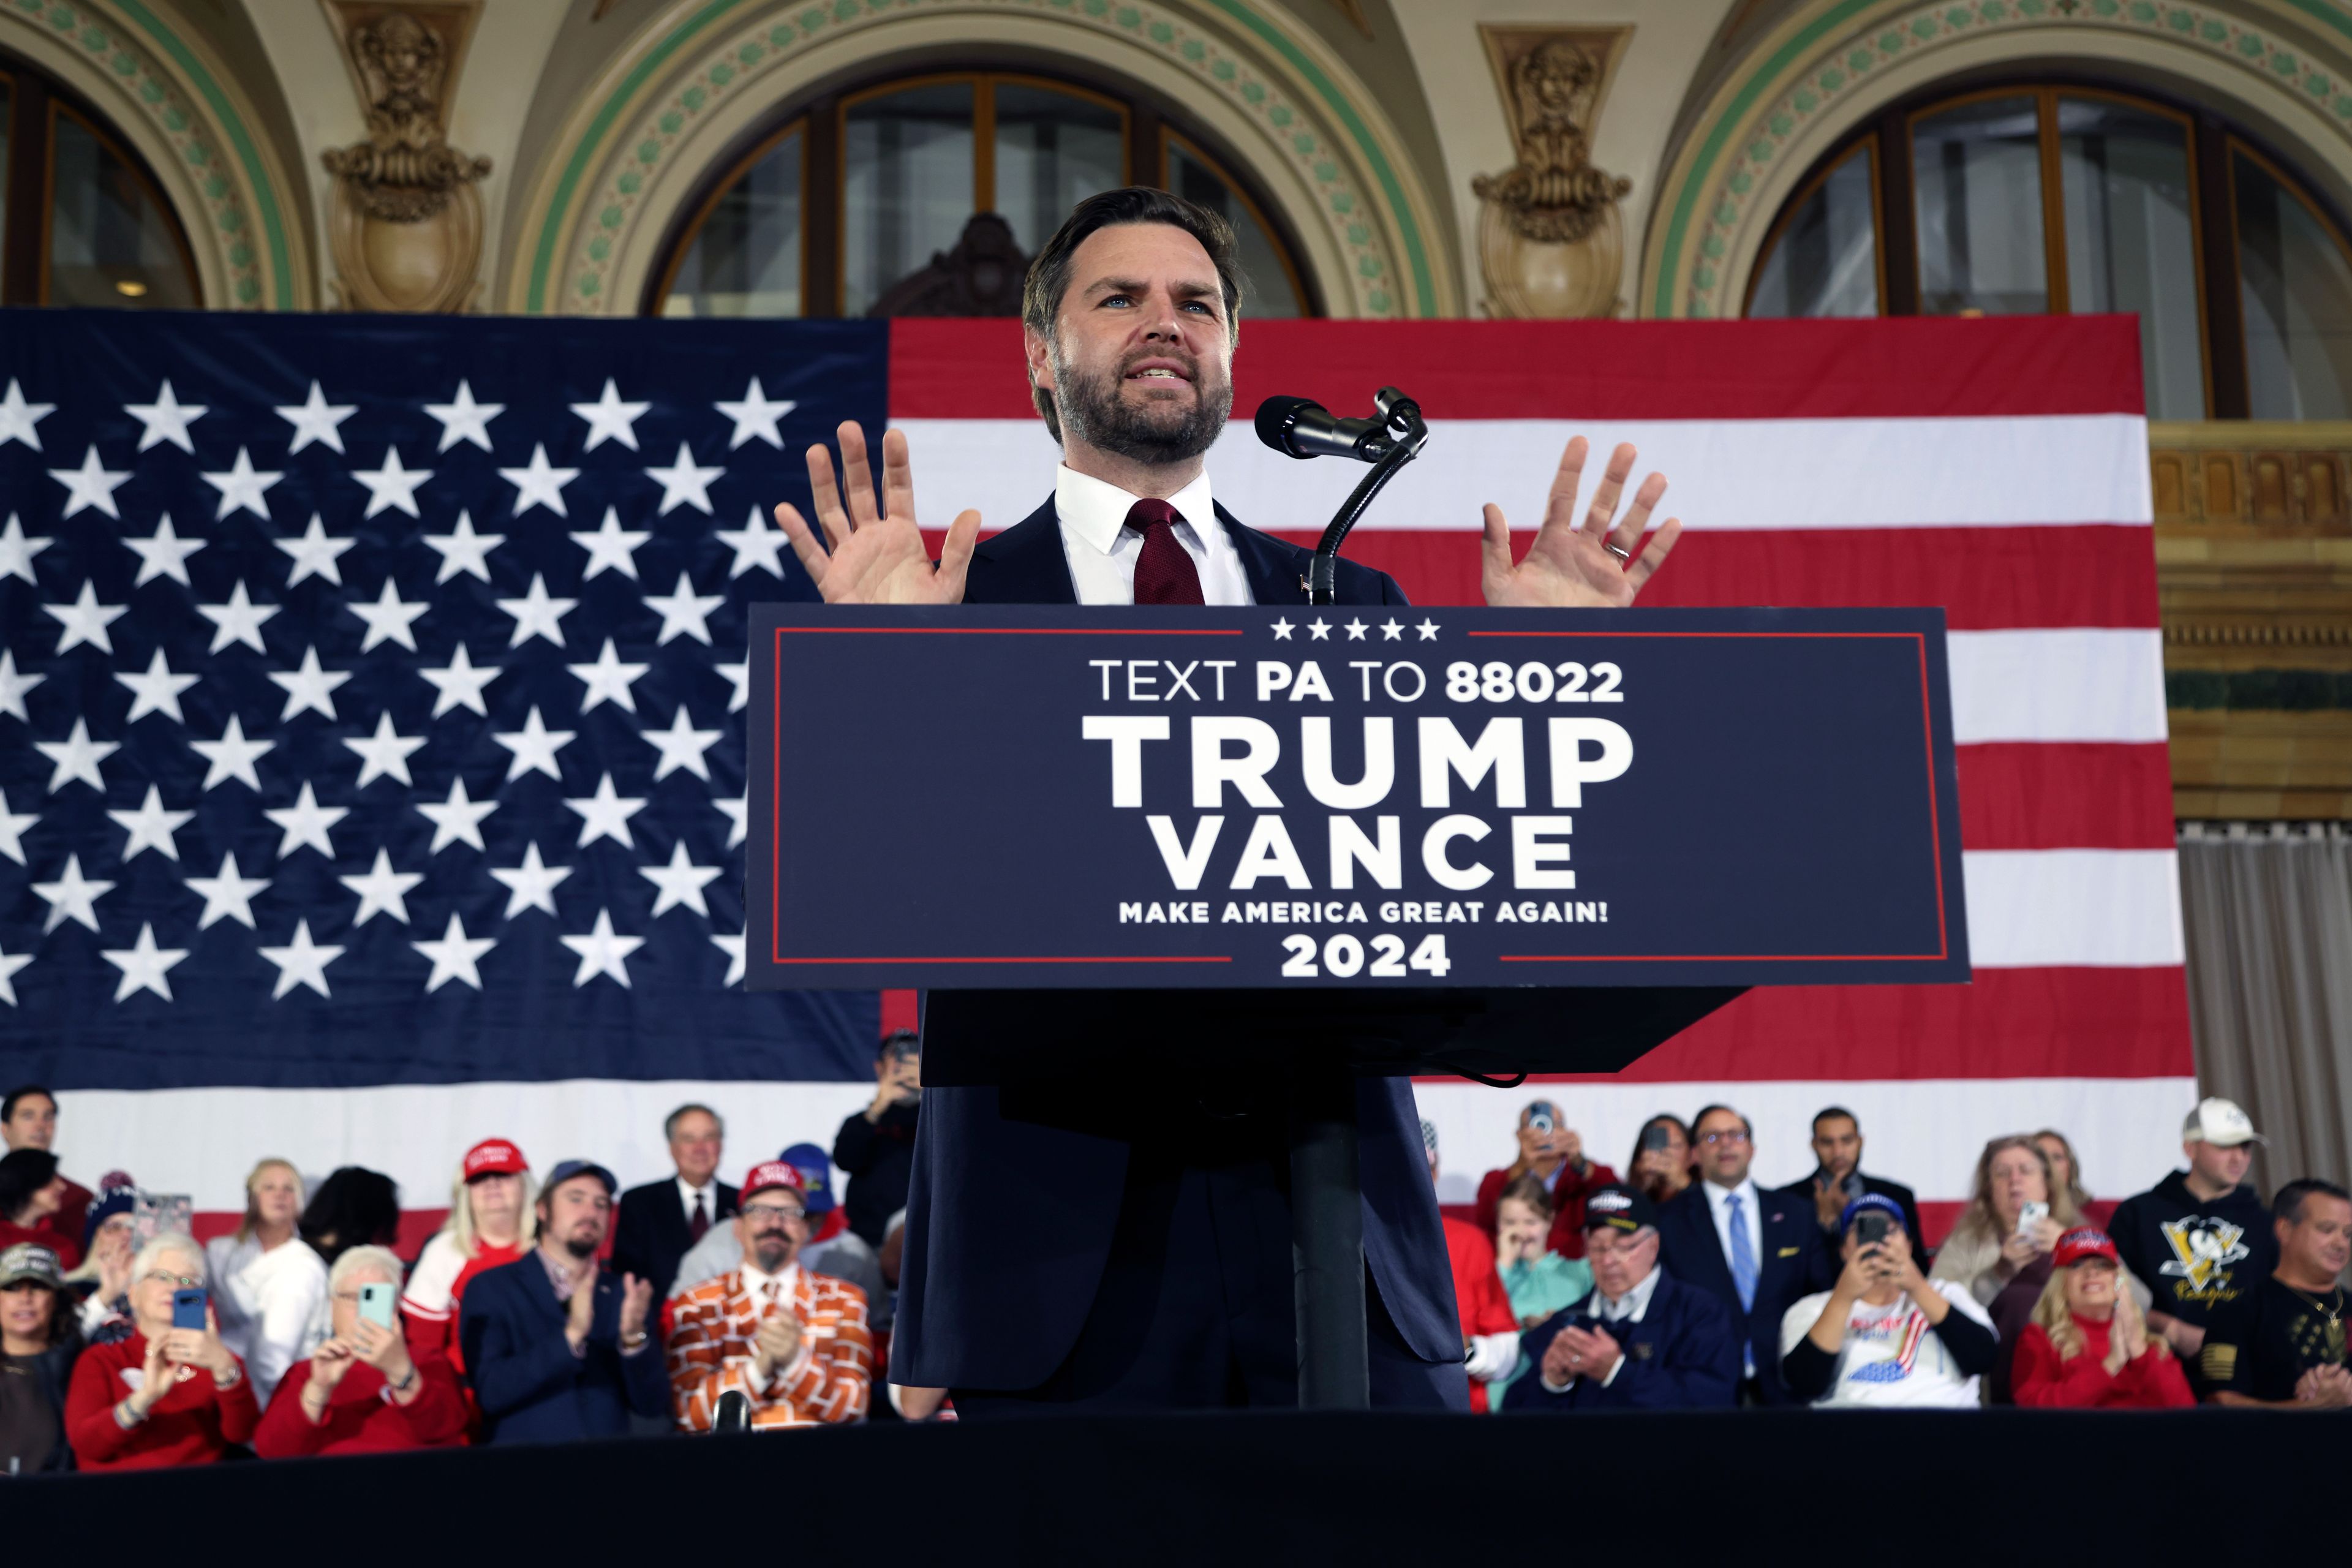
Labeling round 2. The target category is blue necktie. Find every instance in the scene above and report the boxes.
[1726,1192,1758,1313]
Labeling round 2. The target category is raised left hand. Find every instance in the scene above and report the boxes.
[164,1305,238,1382]
[1482,437,1681,608]
[1556,1322,1623,1383]
[349,1319,416,1389]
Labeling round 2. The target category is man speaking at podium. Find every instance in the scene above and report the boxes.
[773,188,1683,1414]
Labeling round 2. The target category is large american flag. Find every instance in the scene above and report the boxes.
[1,310,2187,1243]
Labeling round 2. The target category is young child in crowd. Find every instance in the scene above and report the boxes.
[1490,1175,1594,1406]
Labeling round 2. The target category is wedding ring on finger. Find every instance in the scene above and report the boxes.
[1602,541,1631,564]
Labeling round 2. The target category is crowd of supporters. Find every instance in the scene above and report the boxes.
[3,1038,2346,1472]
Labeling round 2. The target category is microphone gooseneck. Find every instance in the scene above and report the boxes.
[1254,388,1430,604]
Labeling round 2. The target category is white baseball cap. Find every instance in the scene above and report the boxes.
[2183,1096,2265,1147]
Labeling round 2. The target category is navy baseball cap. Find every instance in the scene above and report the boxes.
[542,1159,617,1197]
[1582,1183,1656,1234]
[1840,1192,1907,1232]
[777,1142,835,1214]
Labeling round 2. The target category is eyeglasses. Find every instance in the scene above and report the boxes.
[743,1204,806,1223]
[1698,1129,1750,1147]
[141,1271,200,1288]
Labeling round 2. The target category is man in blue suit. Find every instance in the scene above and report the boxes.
[1504,1185,1740,1410]
[1656,1104,1831,1404]
[770,187,1684,1412]
[459,1160,666,1444]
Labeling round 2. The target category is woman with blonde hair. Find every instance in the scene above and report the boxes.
[1929,1136,2078,1309]
[400,1138,535,1371]
[2011,1227,2192,1408]
[203,1157,327,1404]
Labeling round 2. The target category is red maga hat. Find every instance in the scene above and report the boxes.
[741,1161,807,1203]
[2054,1227,2121,1269]
[462,1139,528,1179]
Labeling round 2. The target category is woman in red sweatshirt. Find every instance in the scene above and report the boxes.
[66,1234,261,1469]
[255,1245,467,1458]
[2011,1227,2194,1409]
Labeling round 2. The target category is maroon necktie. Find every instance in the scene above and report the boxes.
[1126,498,1205,605]
[688,1191,708,1242]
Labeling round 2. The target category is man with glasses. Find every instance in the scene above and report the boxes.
[1501,1185,1738,1411]
[1656,1104,1827,1404]
[614,1103,739,1301]
[669,1161,873,1430]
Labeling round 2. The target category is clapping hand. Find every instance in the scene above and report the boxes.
[1552,1322,1624,1384]
[752,1310,804,1382]
[617,1273,653,1346]
[564,1267,598,1352]
[1481,438,1681,608]
[775,423,982,605]
[2295,1364,2352,1407]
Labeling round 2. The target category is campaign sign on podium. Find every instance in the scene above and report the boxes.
[745,604,1969,993]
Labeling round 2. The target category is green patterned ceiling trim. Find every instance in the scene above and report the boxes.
[2169,668,2352,710]
[0,0,290,307]
[1649,0,2352,320]
[524,0,1427,318]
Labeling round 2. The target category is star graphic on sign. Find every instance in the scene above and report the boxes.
[0,943,30,1008]
[351,448,432,518]
[197,581,279,654]
[1,514,51,585]
[1381,619,1404,641]
[345,578,431,652]
[32,854,113,933]
[121,515,207,587]
[499,444,580,517]
[49,447,131,519]
[490,841,571,919]
[561,910,644,989]
[0,651,41,722]
[571,379,650,451]
[0,378,55,448]
[711,930,746,987]
[421,510,503,584]
[340,848,423,925]
[276,381,357,454]
[276,515,356,587]
[715,378,795,449]
[109,786,192,863]
[125,379,207,453]
[714,504,788,579]
[192,714,274,791]
[645,571,723,645]
[413,913,497,993]
[1416,619,1440,641]
[36,718,119,793]
[265,782,348,860]
[186,851,270,930]
[641,840,723,918]
[45,582,128,655]
[643,706,720,782]
[0,789,33,866]
[491,705,574,782]
[415,776,499,854]
[423,380,502,453]
[568,639,649,714]
[1308,619,1332,641]
[716,660,748,714]
[270,646,352,722]
[343,712,427,788]
[1271,618,1295,641]
[102,924,187,1003]
[644,443,723,516]
[715,792,747,851]
[570,508,650,581]
[201,448,282,521]
[564,772,646,850]
[116,648,199,724]
[260,920,344,1000]
[497,573,577,648]
[418,643,500,717]
[1344,618,1368,641]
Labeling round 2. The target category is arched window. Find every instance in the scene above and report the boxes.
[1746,83,2352,421]
[0,52,200,307]
[650,67,1313,320]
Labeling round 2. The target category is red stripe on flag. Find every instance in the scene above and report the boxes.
[888,317,2147,421]
[1957,744,2174,850]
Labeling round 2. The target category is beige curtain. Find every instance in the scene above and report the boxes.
[2177,826,2352,1196]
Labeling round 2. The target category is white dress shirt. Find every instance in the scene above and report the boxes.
[676,1175,717,1228]
[1539,1264,1661,1392]
[1053,465,1254,606]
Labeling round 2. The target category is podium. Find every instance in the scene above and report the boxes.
[748,603,1970,1407]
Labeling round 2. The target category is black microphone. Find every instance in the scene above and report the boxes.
[714,1389,750,1433]
[1255,394,1392,462]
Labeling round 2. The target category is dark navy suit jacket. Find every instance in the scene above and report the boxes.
[891,496,1452,1394]
[1500,1268,1741,1411]
[611,1177,739,1302]
[1654,1182,1830,1404]
[458,1254,669,1444]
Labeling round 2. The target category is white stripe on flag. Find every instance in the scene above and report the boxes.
[1947,628,2168,742]
[895,415,2153,535]
[1960,849,2185,968]
[1414,1074,2199,1208]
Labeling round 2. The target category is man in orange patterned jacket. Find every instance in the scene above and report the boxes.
[667,1161,872,1430]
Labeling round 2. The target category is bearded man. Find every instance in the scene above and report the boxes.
[772,187,1682,1414]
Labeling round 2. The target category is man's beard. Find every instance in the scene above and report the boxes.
[1051,339,1232,466]
[562,1229,600,1261]
[751,1235,794,1273]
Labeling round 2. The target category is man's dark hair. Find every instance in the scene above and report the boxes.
[878,1027,920,1063]
[1690,1103,1754,1140]
[1020,186,1244,442]
[1,1085,54,1123]
[0,1148,60,1222]
[1812,1106,1860,1136]
[297,1166,401,1265]
[2275,1178,2351,1226]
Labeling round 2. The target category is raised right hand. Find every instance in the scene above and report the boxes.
[774,423,981,604]
[564,1269,598,1351]
[308,1337,356,1393]
[133,1332,173,1414]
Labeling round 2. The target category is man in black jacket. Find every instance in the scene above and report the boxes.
[611,1103,737,1301]
[2111,1096,2278,1387]
[1774,1105,1926,1265]
[833,1030,921,1248]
